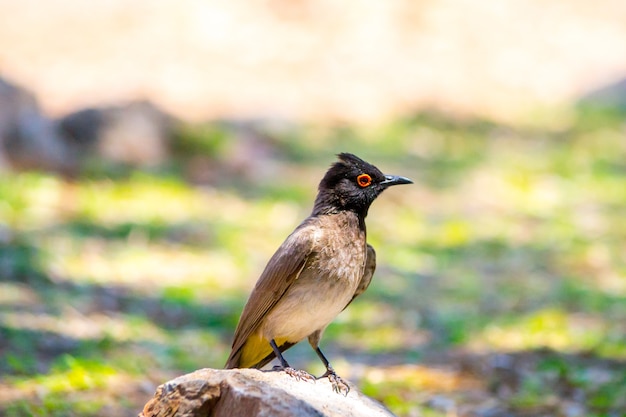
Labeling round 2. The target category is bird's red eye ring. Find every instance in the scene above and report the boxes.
[357,173,372,187]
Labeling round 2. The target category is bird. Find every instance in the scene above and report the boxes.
[225,152,412,393]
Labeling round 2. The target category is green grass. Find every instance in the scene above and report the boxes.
[1,107,625,416]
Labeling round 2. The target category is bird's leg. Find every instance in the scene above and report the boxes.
[313,346,350,395]
[269,339,315,382]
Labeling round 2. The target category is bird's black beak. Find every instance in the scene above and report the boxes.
[380,174,413,187]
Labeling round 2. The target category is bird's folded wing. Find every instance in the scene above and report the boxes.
[227,219,317,363]
[343,243,376,310]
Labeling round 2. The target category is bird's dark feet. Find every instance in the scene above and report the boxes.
[321,369,350,395]
[273,365,316,382]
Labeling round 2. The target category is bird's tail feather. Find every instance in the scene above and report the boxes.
[224,337,295,369]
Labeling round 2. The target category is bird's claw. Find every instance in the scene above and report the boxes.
[322,370,350,395]
[274,366,316,383]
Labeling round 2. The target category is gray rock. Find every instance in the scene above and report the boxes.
[58,100,174,167]
[0,77,72,172]
[140,368,396,417]
[578,77,626,110]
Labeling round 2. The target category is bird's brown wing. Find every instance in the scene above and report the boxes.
[343,243,376,310]
[225,218,317,368]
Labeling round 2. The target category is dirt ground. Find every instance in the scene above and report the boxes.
[1,0,625,123]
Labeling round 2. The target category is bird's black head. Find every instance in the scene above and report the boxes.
[312,153,412,217]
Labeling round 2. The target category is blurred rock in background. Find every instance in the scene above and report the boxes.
[0,76,175,174]
[0,78,71,173]
[58,100,174,168]
[577,77,626,111]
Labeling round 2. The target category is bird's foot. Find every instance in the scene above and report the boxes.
[322,369,350,396]
[273,365,316,382]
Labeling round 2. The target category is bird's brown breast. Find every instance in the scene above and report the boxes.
[260,211,366,341]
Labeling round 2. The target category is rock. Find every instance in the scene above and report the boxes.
[58,100,174,167]
[0,77,73,172]
[577,77,626,110]
[140,368,396,417]
[57,108,105,151]
[0,77,175,173]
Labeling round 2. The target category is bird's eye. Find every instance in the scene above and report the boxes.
[356,173,372,188]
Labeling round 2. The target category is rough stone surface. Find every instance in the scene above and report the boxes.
[140,368,396,417]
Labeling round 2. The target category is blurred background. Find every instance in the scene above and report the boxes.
[1,1,625,416]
